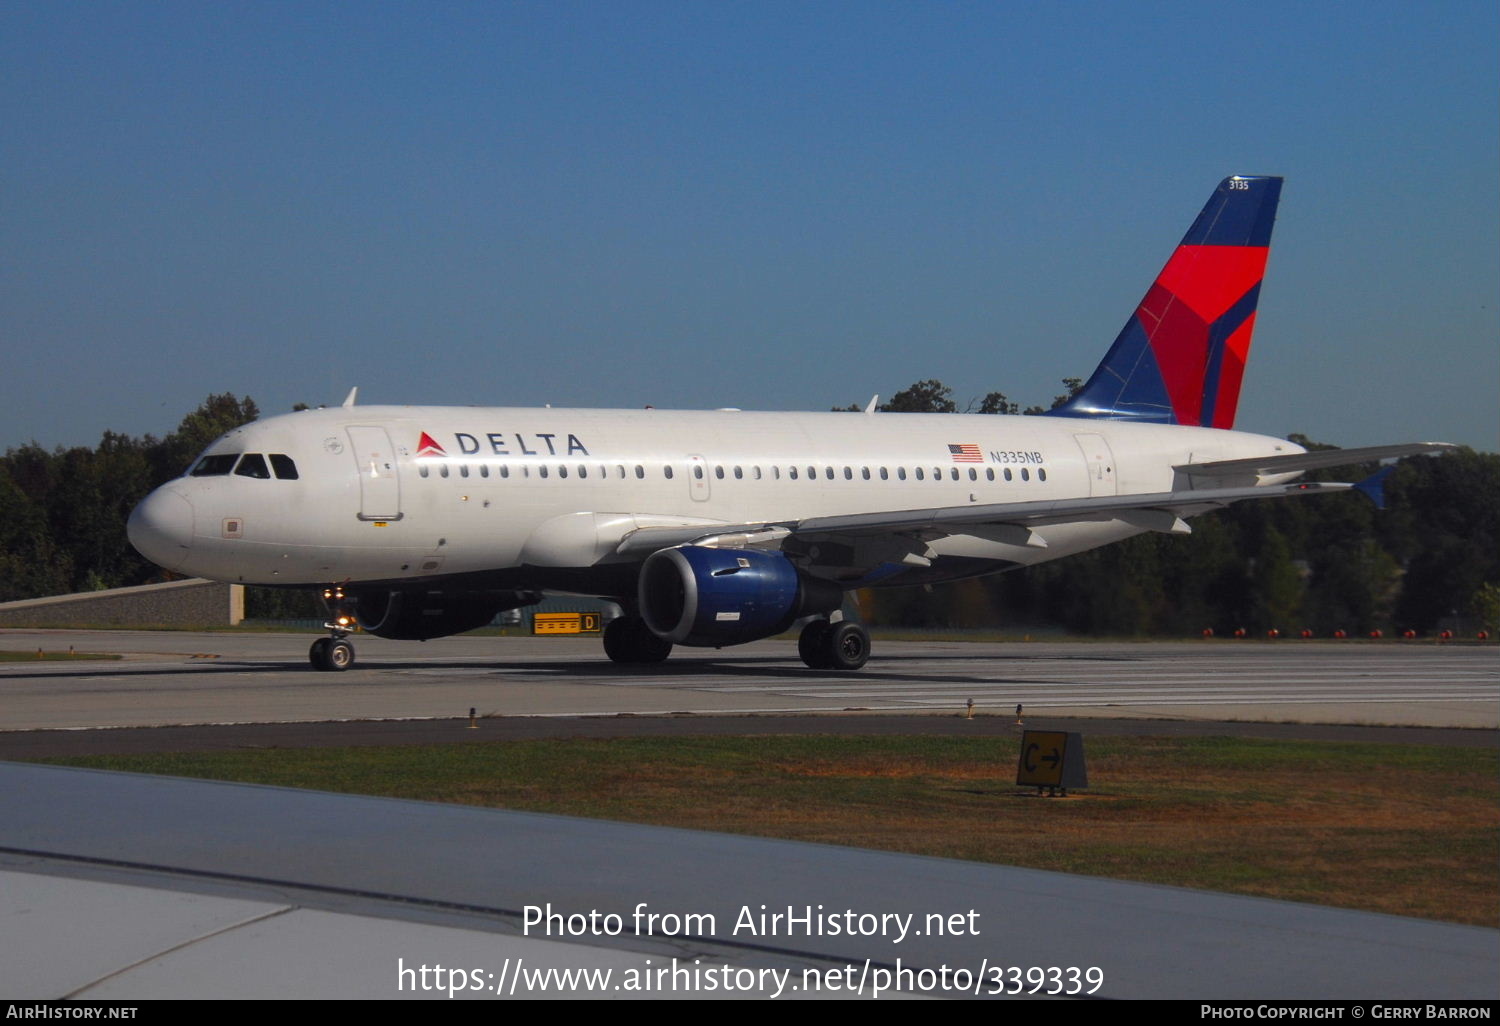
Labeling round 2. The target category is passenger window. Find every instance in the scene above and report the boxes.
[1004,468,1013,481]
[1021,468,1030,481]
[579,465,588,478]
[635,465,644,479]
[269,454,299,480]
[664,466,674,479]
[825,467,834,480]
[419,465,430,478]
[480,465,489,478]
[501,465,510,479]
[968,468,977,481]
[734,466,743,479]
[190,453,238,477]
[915,467,924,480]
[539,466,549,479]
[460,465,470,478]
[898,468,907,481]
[879,467,888,480]
[558,466,567,478]
[843,467,852,480]
[714,466,723,479]
[772,467,781,480]
[694,466,704,480]
[789,466,799,480]
[753,466,762,480]
[950,468,959,481]
[861,467,870,480]
[440,465,450,478]
[1039,468,1047,481]
[986,468,995,481]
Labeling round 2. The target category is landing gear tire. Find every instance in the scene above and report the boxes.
[798,620,833,669]
[799,619,870,671]
[825,621,870,671]
[309,637,355,672]
[604,616,672,664]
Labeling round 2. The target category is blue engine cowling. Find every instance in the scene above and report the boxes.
[639,546,842,647]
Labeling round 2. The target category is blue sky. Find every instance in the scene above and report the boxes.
[4,1,1496,452]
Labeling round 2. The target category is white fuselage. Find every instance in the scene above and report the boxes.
[128,405,1301,594]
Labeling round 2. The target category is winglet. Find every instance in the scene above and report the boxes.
[865,395,880,414]
[1049,176,1283,429]
[342,387,359,408]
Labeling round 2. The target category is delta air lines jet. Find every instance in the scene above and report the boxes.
[127,177,1450,671]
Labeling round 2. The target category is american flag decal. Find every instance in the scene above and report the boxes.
[948,443,982,462]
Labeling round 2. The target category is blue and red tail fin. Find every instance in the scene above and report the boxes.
[1049,175,1282,429]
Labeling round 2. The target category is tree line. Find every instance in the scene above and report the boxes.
[841,380,1499,635]
[0,394,315,618]
[1,389,1496,635]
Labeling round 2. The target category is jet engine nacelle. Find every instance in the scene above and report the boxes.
[638,546,842,647]
[349,588,541,641]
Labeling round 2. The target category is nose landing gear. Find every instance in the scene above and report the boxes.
[310,635,355,671]
[310,585,358,671]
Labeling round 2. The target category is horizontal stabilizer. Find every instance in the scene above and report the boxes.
[1175,442,1455,478]
[1353,465,1398,509]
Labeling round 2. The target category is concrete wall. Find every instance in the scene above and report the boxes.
[0,579,244,629]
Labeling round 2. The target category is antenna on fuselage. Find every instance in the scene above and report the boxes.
[341,387,359,408]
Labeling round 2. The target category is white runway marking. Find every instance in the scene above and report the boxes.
[2,631,1494,728]
[595,651,1498,713]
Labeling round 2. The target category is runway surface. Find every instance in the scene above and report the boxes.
[2,629,1495,734]
[3,628,1495,999]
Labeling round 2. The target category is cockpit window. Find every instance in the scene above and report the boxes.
[269,454,299,480]
[234,453,271,479]
[190,454,238,477]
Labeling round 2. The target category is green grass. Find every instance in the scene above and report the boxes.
[0,649,120,661]
[42,734,1498,926]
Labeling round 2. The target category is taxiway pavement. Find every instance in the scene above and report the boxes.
[2,629,1494,734]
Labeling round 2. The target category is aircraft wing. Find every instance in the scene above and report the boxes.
[1173,442,1455,478]
[615,481,1351,558]
[787,481,1349,538]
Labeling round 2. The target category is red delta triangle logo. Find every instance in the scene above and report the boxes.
[416,432,447,458]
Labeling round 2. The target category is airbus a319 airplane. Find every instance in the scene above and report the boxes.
[127,176,1450,671]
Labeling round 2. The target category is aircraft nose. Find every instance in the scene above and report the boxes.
[127,486,196,570]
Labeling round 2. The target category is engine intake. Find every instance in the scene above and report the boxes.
[639,546,841,647]
[349,588,540,641]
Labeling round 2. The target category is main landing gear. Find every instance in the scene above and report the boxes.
[310,586,357,672]
[603,615,673,664]
[798,618,870,671]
